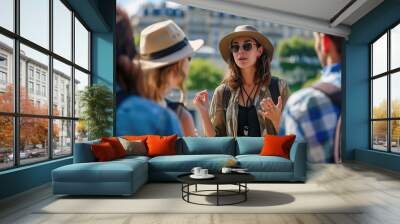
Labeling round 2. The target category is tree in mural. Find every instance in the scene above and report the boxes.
[186,58,224,91]
[276,36,321,92]
[0,84,59,152]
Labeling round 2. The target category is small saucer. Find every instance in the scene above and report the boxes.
[190,174,215,179]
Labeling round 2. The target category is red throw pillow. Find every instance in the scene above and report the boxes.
[260,135,296,159]
[101,137,126,158]
[91,142,118,161]
[146,134,178,157]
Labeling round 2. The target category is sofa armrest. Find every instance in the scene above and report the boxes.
[73,141,99,163]
[289,141,307,181]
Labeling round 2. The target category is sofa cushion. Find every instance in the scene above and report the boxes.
[114,155,150,164]
[118,137,147,156]
[147,134,178,157]
[148,154,235,172]
[73,139,100,163]
[235,137,263,155]
[260,135,296,159]
[52,158,147,183]
[101,137,127,158]
[91,142,118,162]
[236,155,293,172]
[177,137,235,155]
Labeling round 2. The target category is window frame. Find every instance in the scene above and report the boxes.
[0,0,92,171]
[370,20,400,154]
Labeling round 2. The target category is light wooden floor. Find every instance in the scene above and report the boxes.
[1,162,400,224]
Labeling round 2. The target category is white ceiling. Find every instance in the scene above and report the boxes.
[172,0,384,37]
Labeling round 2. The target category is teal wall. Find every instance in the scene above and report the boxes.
[345,0,400,170]
[0,0,115,200]
[0,158,72,199]
[91,0,115,135]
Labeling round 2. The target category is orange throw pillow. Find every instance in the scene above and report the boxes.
[124,135,148,141]
[91,142,117,161]
[260,135,296,159]
[146,134,178,157]
[101,137,126,158]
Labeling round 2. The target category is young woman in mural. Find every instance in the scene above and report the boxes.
[193,25,290,137]
[116,7,182,136]
[138,20,204,136]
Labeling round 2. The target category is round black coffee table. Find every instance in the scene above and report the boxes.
[177,173,255,206]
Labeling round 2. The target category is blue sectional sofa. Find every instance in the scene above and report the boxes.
[52,137,307,196]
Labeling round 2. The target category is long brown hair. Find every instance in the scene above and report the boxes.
[222,39,271,90]
[142,60,187,103]
[116,6,144,96]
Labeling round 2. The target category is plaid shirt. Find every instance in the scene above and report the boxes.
[279,63,341,162]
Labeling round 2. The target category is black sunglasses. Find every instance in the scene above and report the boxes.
[230,42,258,53]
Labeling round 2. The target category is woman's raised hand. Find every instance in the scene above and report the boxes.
[193,90,209,113]
[259,96,283,131]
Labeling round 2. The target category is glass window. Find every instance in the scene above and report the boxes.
[391,24,400,70]
[53,119,72,158]
[0,54,7,67]
[0,35,13,113]
[391,72,400,118]
[20,44,49,115]
[28,81,34,94]
[0,116,13,170]
[20,0,49,49]
[372,33,387,76]
[74,17,89,70]
[391,120,400,153]
[0,71,7,84]
[35,70,40,81]
[371,24,400,154]
[53,59,71,117]
[0,0,14,31]
[372,121,388,151]
[36,84,40,95]
[42,85,46,97]
[19,117,49,165]
[74,69,89,118]
[28,67,34,80]
[0,0,92,170]
[75,120,88,143]
[53,0,72,60]
[372,77,387,119]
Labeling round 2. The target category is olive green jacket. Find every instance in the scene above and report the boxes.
[209,78,290,137]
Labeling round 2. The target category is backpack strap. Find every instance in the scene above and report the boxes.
[311,82,341,109]
[311,82,342,163]
[269,77,280,104]
[166,99,186,119]
[222,84,231,112]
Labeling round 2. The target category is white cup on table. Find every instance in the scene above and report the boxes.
[200,169,208,176]
[191,167,202,176]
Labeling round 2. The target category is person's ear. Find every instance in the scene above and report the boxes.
[257,46,264,57]
[322,35,331,54]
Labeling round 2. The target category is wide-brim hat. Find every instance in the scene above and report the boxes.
[137,20,204,70]
[219,25,274,63]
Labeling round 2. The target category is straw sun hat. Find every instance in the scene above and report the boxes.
[219,25,274,63]
[137,20,204,70]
